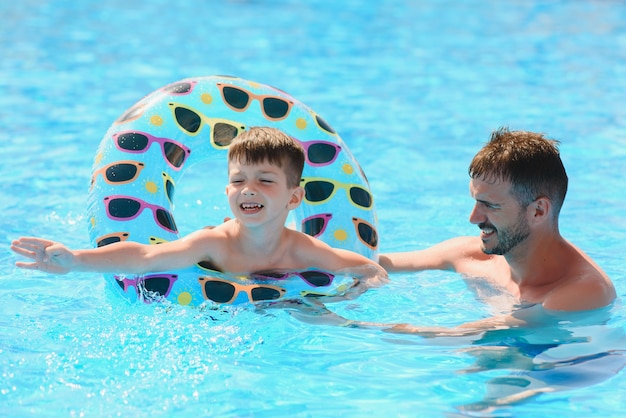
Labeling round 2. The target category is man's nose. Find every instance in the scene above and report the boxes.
[469,203,484,225]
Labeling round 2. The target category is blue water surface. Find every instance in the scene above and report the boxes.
[2,0,626,416]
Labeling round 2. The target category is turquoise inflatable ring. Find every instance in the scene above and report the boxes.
[88,75,378,306]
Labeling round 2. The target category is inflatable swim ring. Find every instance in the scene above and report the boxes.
[88,75,379,306]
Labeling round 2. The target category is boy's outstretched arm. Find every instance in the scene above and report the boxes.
[11,237,162,275]
[11,232,211,276]
[11,237,77,274]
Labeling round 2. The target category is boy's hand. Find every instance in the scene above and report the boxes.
[311,264,389,303]
[11,237,74,274]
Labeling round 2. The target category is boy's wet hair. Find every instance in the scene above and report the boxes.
[228,127,305,188]
[469,127,568,217]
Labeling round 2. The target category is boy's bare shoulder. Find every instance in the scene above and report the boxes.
[182,223,234,250]
[193,223,228,237]
[286,228,350,265]
[287,228,330,251]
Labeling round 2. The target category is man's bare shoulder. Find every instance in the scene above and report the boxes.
[543,273,616,311]
[542,246,616,311]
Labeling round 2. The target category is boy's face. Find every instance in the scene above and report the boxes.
[226,159,304,226]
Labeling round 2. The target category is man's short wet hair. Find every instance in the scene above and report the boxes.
[228,127,305,188]
[469,127,568,217]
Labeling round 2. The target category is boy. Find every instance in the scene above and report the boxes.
[12,127,387,291]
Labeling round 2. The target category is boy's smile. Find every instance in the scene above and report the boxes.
[240,202,263,214]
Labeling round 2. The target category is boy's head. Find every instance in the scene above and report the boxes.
[468,127,568,218]
[228,127,305,188]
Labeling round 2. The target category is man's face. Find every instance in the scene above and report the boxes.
[468,177,531,255]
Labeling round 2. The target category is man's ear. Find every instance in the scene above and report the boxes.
[529,196,551,225]
[287,186,305,209]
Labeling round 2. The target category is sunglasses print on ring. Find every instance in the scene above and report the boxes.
[168,102,246,149]
[161,171,175,203]
[312,111,336,135]
[161,80,197,96]
[115,102,146,125]
[352,217,378,249]
[300,177,373,209]
[112,130,191,171]
[217,82,294,121]
[96,232,130,247]
[198,277,286,304]
[91,160,145,189]
[301,213,333,238]
[295,139,342,167]
[252,270,335,287]
[104,195,178,233]
[116,274,178,300]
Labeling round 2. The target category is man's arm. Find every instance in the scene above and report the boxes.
[379,236,486,273]
[383,314,528,337]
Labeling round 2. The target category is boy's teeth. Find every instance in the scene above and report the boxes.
[242,203,262,209]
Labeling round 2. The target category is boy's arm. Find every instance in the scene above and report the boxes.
[297,235,388,290]
[11,230,215,275]
[12,237,79,274]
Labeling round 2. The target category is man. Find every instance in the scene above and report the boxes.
[379,128,615,335]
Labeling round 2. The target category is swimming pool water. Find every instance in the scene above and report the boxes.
[2,0,626,416]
